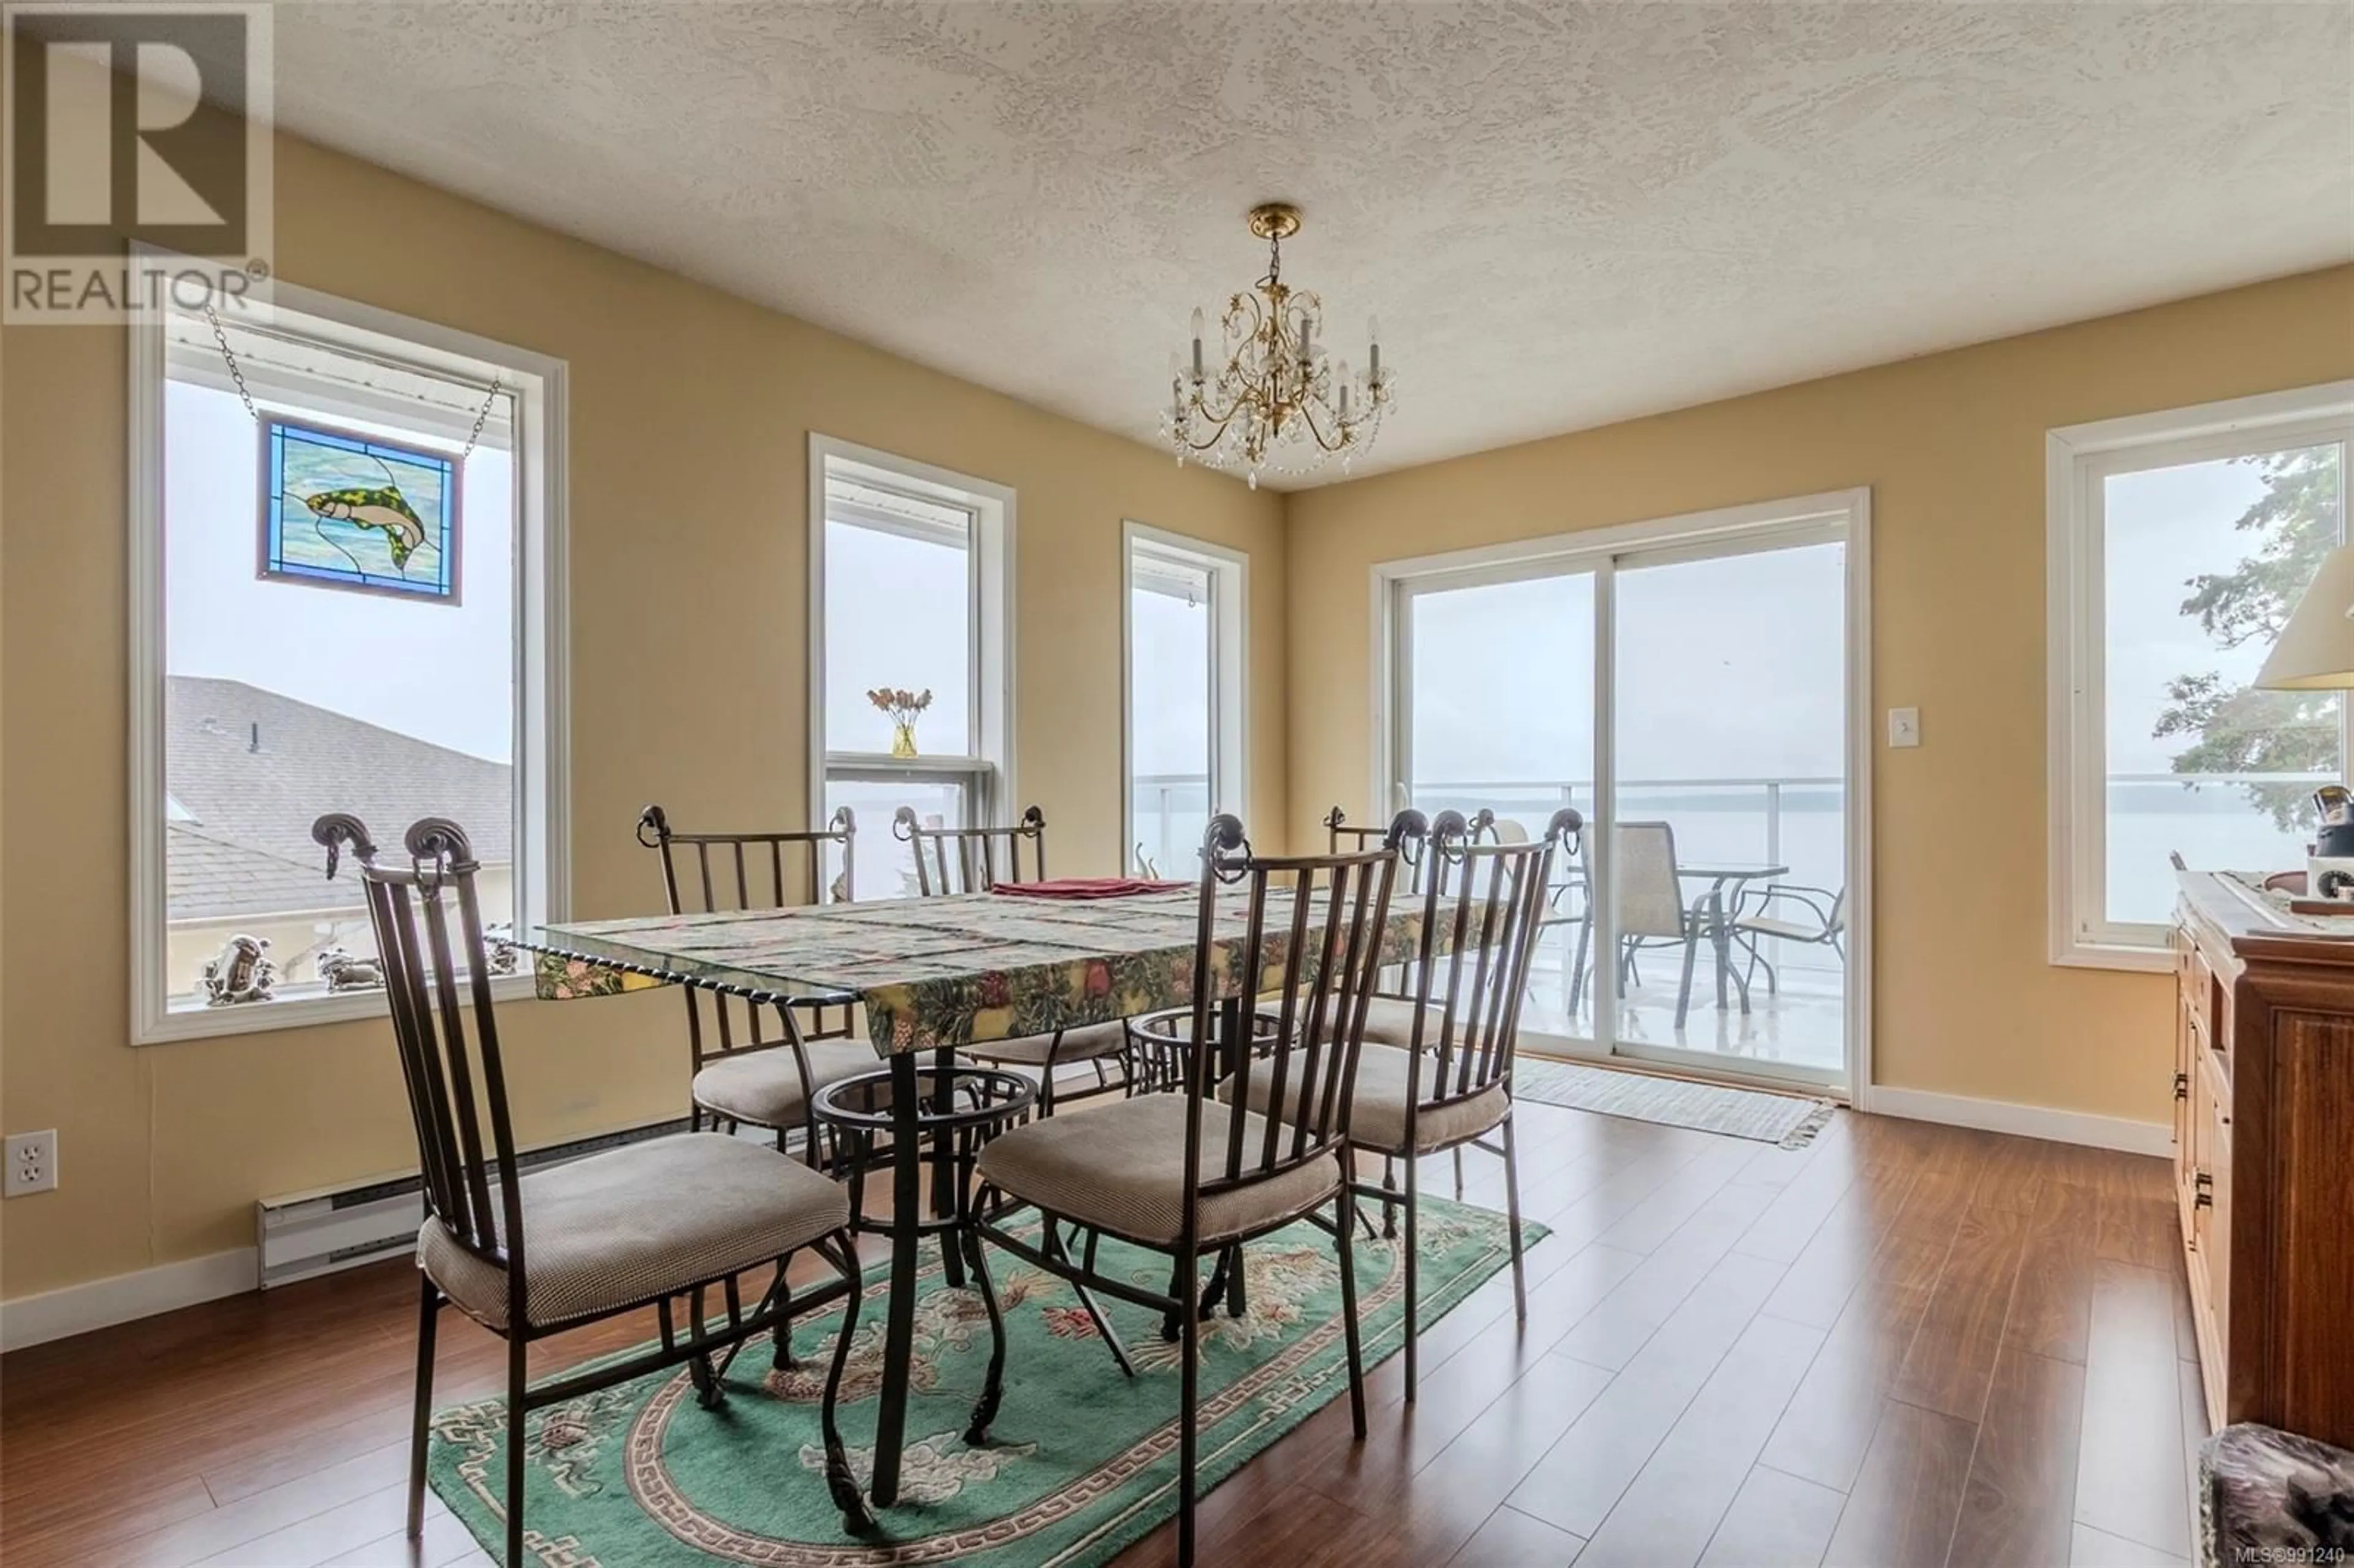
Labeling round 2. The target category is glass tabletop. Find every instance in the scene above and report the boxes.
[1675,862,1789,881]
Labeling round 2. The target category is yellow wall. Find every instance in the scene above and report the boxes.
[0,131,1287,1301]
[1286,265,2354,1127]
[6,105,2350,1311]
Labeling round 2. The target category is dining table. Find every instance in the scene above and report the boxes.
[503,879,1427,1511]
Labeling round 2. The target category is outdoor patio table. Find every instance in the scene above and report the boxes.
[504,882,1425,1512]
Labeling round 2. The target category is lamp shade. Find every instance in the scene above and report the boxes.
[2258,543,2354,690]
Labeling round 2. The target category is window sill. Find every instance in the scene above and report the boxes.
[133,973,541,1046]
[825,752,993,777]
[2048,941,2174,975]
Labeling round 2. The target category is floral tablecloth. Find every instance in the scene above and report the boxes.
[508,887,1426,1055]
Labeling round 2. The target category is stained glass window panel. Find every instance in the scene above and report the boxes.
[261,416,460,600]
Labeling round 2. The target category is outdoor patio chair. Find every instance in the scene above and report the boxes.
[1730,881,1846,1014]
[1566,819,1713,1028]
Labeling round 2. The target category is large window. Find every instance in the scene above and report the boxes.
[810,438,1012,899]
[2050,382,2353,967]
[131,260,567,1041]
[1123,524,1246,877]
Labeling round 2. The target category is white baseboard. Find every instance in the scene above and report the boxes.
[1,1247,257,1353]
[1866,1086,2172,1157]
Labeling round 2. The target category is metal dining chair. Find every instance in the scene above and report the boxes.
[1472,808,1590,1019]
[1324,805,1433,1049]
[313,813,874,1561]
[969,812,1400,1568]
[639,804,873,1162]
[891,804,1129,1114]
[1322,807,1574,1398]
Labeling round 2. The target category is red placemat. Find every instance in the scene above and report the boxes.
[992,877,1190,900]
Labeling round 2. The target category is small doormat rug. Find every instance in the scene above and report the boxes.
[1515,1057,1836,1148]
[429,1197,1538,1567]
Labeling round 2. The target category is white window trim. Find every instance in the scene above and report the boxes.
[1367,487,1873,1106]
[2046,381,2354,972]
[1121,521,1249,873]
[806,434,1016,827]
[128,249,571,1045]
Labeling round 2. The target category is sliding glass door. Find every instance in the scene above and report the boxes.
[1399,567,1596,1042]
[1391,509,1857,1092]
[1608,535,1848,1084]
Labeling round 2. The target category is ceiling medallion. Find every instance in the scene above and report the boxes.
[1164,203,1393,489]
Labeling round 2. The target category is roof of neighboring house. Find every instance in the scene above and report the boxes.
[166,676,511,923]
[168,821,353,923]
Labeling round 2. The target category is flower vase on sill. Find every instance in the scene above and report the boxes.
[869,687,932,760]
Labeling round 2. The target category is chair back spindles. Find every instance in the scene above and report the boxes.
[893,803,1047,896]
[1399,808,1578,1124]
[637,804,859,1084]
[642,803,851,915]
[1197,812,1404,1208]
[1327,804,1431,894]
[314,815,527,1301]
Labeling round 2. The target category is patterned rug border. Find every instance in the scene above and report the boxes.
[1515,1057,1837,1149]
[428,1195,1543,1568]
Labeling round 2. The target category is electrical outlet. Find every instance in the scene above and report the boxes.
[5,1130,57,1197]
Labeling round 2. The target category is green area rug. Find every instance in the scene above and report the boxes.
[429,1197,1537,1567]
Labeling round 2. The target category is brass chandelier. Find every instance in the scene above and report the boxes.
[1164,204,1393,487]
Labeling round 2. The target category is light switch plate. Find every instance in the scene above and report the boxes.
[1887,707,1921,748]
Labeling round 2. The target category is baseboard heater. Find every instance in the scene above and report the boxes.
[255,1116,695,1289]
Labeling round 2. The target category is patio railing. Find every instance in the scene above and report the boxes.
[1408,775,1845,872]
[1130,772,1214,873]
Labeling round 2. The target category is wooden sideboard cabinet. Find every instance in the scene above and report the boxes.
[2171,870,2354,1450]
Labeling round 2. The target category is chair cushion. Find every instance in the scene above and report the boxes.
[959,1019,1129,1067]
[418,1133,851,1331]
[1360,995,1430,1049]
[1351,1045,1513,1153]
[975,1094,1341,1247]
[692,1039,880,1128]
[1217,1042,1510,1155]
[1362,994,1493,1056]
[1236,993,1430,1049]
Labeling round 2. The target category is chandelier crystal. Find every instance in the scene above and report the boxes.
[1163,204,1393,488]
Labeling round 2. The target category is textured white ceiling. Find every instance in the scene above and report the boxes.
[247,1,2352,486]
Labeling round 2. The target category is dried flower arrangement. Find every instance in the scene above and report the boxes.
[868,687,933,758]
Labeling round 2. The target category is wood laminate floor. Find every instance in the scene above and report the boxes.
[0,1103,2204,1567]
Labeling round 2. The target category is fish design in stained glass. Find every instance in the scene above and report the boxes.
[261,416,460,600]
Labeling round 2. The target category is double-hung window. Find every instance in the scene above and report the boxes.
[2049,381,2353,967]
[810,437,1013,899]
[130,257,568,1041]
[1122,523,1247,877]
